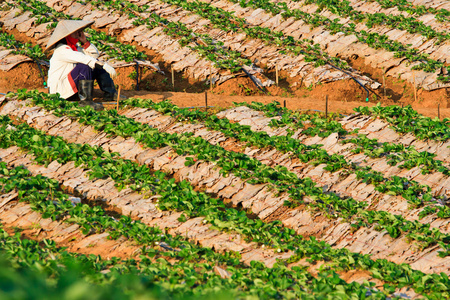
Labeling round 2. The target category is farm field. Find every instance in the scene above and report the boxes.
[0,0,450,298]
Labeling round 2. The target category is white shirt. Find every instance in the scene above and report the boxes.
[47,42,99,99]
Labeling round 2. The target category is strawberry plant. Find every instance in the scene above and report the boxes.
[355,103,450,141]
[225,0,447,77]
[0,33,46,60]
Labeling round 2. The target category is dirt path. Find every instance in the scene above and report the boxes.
[120,90,450,119]
[3,85,448,119]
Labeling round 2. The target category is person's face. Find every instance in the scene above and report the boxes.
[70,30,83,39]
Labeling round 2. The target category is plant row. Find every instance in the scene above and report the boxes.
[10,89,450,262]
[122,97,449,219]
[371,0,449,23]
[302,0,450,43]
[236,100,450,175]
[1,95,449,298]
[22,89,450,242]
[226,0,447,78]
[354,103,450,141]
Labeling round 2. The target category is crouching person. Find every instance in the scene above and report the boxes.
[46,20,119,111]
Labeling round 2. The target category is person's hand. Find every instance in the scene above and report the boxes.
[78,31,87,45]
[103,63,117,78]
[70,30,87,44]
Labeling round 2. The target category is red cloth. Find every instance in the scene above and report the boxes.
[65,35,79,51]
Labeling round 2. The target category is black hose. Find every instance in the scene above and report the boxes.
[241,67,268,95]
[185,106,214,109]
[327,63,370,102]
[134,60,140,91]
[33,59,48,89]
[185,29,268,95]
[159,242,179,252]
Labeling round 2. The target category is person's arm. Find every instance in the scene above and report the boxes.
[54,44,98,69]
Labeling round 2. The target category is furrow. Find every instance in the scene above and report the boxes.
[3,98,450,275]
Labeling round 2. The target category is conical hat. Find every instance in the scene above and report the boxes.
[45,20,94,52]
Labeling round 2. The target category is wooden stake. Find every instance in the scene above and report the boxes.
[276,65,279,86]
[283,99,286,108]
[382,67,386,98]
[325,95,328,119]
[116,86,121,111]
[205,91,208,112]
[171,66,175,88]
[438,103,440,119]
[413,72,417,102]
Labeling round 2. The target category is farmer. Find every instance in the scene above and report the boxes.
[45,20,118,110]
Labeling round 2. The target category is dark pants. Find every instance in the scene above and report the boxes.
[67,63,114,100]
[69,63,109,86]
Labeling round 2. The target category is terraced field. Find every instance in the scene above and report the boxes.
[1,0,450,297]
[0,89,449,298]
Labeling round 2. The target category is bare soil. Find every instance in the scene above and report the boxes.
[1,60,449,118]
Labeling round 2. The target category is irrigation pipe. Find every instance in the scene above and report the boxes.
[241,67,268,95]
[158,242,180,252]
[185,106,215,109]
[327,63,370,102]
[105,101,216,110]
[32,59,48,89]
[296,108,349,117]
